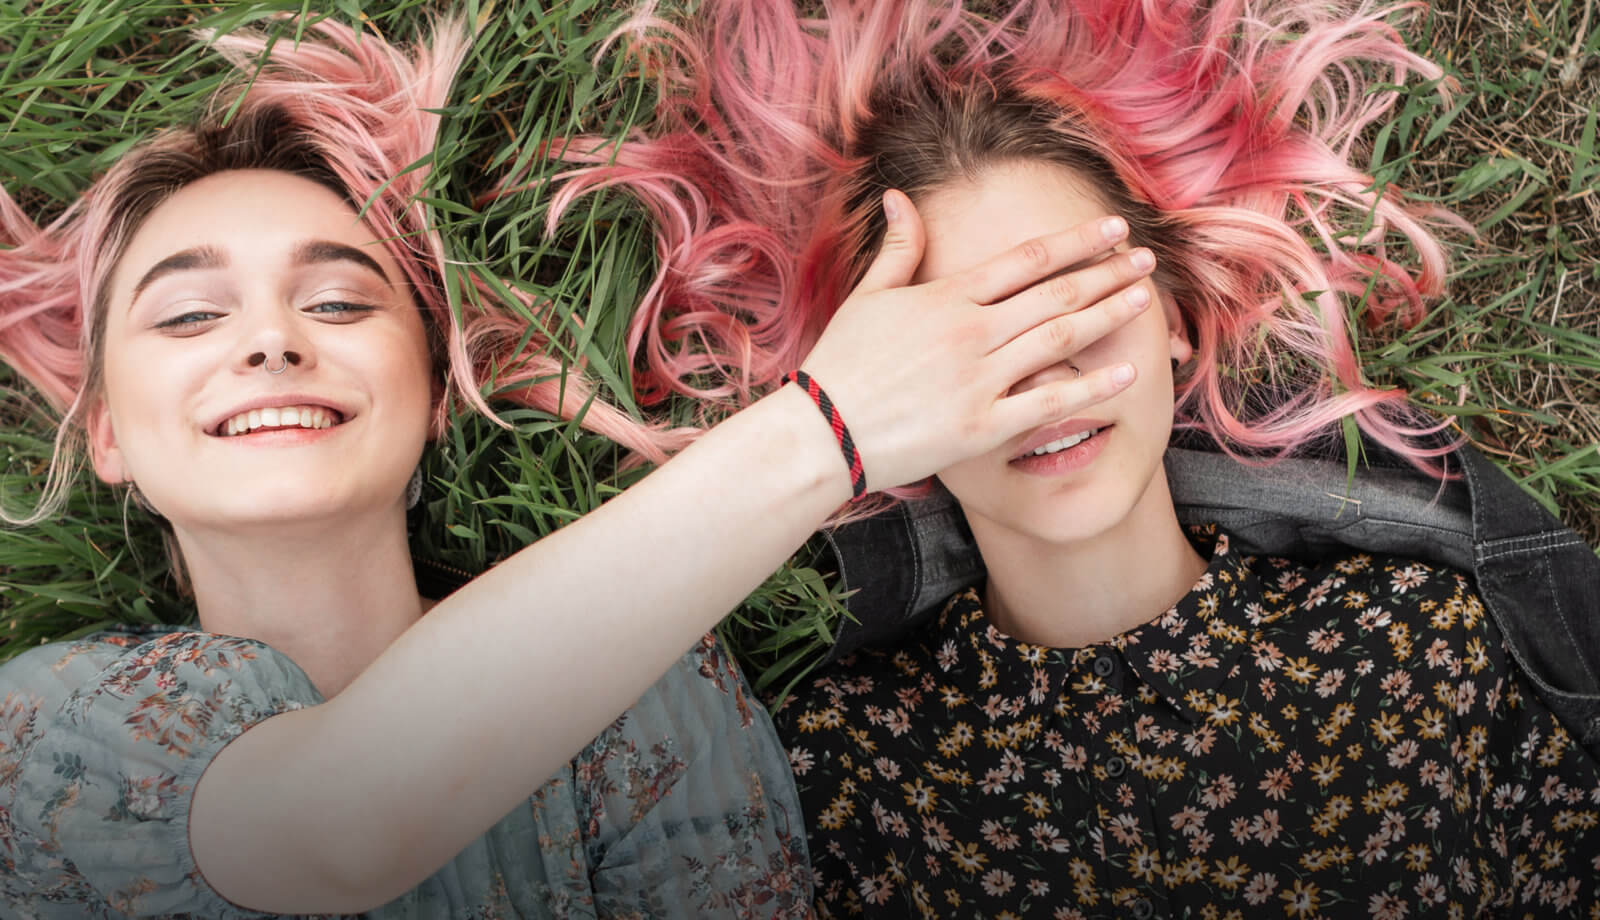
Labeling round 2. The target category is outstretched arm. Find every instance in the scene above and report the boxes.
[191,194,1157,912]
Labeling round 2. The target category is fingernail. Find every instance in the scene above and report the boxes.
[1112,364,1135,386]
[1125,286,1150,309]
[883,191,900,221]
[1101,216,1127,240]
[1130,248,1155,271]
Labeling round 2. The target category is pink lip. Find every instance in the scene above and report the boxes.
[1010,419,1112,460]
[1009,425,1111,476]
[204,393,352,437]
[214,426,341,446]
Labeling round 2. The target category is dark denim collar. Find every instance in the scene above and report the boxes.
[821,438,1600,757]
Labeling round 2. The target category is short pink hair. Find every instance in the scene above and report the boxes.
[551,0,1463,483]
[0,16,684,525]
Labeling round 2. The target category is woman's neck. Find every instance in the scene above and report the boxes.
[972,473,1209,649]
[173,508,427,697]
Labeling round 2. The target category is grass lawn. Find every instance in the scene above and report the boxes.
[1,0,1596,701]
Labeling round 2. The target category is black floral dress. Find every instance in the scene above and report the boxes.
[775,526,1600,918]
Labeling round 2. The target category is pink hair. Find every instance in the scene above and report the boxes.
[551,0,1464,488]
[0,16,686,526]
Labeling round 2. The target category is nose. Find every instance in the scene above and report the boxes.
[247,351,303,370]
[235,306,315,375]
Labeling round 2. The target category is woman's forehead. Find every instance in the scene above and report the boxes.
[109,170,400,304]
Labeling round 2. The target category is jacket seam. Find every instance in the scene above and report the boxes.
[1477,533,1590,563]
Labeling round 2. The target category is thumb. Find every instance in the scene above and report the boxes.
[852,189,926,295]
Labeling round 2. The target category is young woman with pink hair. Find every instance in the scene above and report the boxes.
[556,0,1600,913]
[0,14,1157,918]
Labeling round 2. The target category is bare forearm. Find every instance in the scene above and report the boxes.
[193,388,848,911]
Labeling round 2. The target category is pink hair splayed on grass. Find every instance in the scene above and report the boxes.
[0,16,682,526]
[552,0,1465,493]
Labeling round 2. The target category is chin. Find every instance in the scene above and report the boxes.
[978,497,1133,548]
[176,491,385,531]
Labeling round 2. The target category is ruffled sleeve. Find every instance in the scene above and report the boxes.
[0,628,323,918]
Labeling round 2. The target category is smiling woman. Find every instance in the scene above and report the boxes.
[93,172,435,552]
[0,11,1162,919]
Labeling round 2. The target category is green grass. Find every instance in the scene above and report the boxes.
[1,0,1596,700]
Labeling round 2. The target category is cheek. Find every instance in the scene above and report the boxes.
[364,325,437,428]
[933,455,997,509]
[99,336,189,432]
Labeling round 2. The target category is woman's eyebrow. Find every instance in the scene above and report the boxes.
[130,245,226,303]
[292,240,388,283]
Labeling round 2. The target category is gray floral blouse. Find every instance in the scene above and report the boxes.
[0,628,811,918]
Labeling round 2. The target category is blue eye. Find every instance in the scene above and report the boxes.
[306,301,377,318]
[154,310,221,330]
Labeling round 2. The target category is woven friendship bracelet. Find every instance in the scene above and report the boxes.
[782,370,867,499]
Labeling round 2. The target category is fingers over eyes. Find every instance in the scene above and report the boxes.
[959,216,1129,306]
[987,248,1154,349]
[983,269,1153,381]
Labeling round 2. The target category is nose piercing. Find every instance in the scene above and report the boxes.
[249,351,299,374]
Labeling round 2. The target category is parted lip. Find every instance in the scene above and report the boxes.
[205,393,353,436]
[1009,419,1111,461]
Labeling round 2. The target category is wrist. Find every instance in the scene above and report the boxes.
[782,370,867,499]
[760,384,858,508]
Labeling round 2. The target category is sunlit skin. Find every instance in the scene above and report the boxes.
[88,169,437,694]
[915,161,1209,648]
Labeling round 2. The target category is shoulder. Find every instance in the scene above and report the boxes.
[2,627,320,757]
[0,628,319,918]
[1248,547,1480,636]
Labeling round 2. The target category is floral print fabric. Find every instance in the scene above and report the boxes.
[0,628,810,919]
[776,526,1600,918]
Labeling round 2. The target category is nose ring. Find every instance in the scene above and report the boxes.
[250,351,299,374]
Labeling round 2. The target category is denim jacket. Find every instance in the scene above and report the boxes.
[820,436,1600,759]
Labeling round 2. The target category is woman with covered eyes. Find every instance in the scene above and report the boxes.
[0,14,1157,920]
[558,0,1600,914]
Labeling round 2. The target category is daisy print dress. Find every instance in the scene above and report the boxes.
[777,526,1600,918]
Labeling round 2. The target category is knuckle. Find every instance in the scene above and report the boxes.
[1045,316,1076,352]
[945,319,987,350]
[1016,238,1052,272]
[1036,386,1066,420]
[1046,274,1078,306]
[961,266,995,298]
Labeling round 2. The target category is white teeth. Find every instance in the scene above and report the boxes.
[218,404,339,436]
[1030,428,1100,456]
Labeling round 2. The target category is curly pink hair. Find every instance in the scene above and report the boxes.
[550,0,1463,484]
[0,16,684,526]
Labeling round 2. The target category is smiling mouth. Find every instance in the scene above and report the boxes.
[215,405,346,437]
[1023,427,1105,457]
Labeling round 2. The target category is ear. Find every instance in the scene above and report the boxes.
[85,398,129,484]
[1161,290,1193,365]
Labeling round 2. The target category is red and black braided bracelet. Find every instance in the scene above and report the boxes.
[782,370,867,499]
